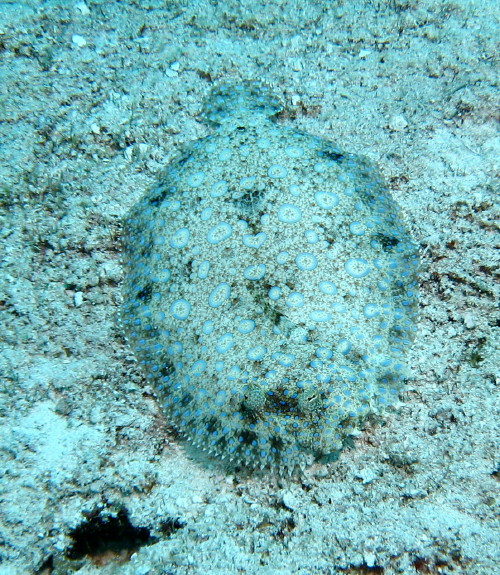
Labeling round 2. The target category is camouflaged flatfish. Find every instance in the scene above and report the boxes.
[121,81,419,471]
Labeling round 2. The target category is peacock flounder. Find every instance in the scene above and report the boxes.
[121,81,419,471]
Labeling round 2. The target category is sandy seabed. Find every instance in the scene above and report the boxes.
[0,1,498,574]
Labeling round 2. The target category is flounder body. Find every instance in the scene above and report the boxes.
[121,82,419,470]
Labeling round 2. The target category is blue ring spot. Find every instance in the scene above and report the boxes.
[285,145,304,158]
[314,191,339,210]
[295,252,318,271]
[216,333,235,354]
[309,310,332,323]
[243,264,266,281]
[170,227,190,249]
[257,138,271,149]
[268,164,288,178]
[242,232,267,249]
[208,282,231,307]
[210,180,228,198]
[363,303,379,318]
[238,319,255,334]
[337,338,351,354]
[277,203,302,224]
[158,269,171,283]
[202,320,214,335]
[247,346,267,361]
[240,176,256,189]
[304,229,319,244]
[198,260,210,279]
[186,171,205,188]
[218,148,232,161]
[276,251,290,264]
[349,221,365,236]
[227,365,241,380]
[286,292,304,308]
[206,222,233,244]
[268,286,281,300]
[169,299,191,320]
[318,281,337,295]
[215,390,227,406]
[240,145,251,157]
[166,199,181,211]
[345,258,371,278]
[200,207,213,221]
[191,360,207,376]
[315,347,333,359]
[273,352,295,367]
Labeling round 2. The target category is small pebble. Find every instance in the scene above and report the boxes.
[282,491,298,510]
[74,291,84,307]
[71,34,87,48]
[54,398,72,416]
[388,114,409,131]
[364,552,376,567]
[75,2,90,16]
[463,312,476,329]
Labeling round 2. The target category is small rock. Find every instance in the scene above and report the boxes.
[55,397,72,416]
[388,114,409,131]
[75,2,90,16]
[282,490,298,510]
[463,312,476,329]
[136,143,150,160]
[72,34,87,48]
[355,467,377,484]
[99,261,122,284]
[364,552,376,567]
[124,146,134,162]
[74,291,84,307]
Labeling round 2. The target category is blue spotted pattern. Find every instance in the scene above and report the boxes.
[122,81,419,472]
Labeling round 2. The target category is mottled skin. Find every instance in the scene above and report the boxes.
[121,82,419,471]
